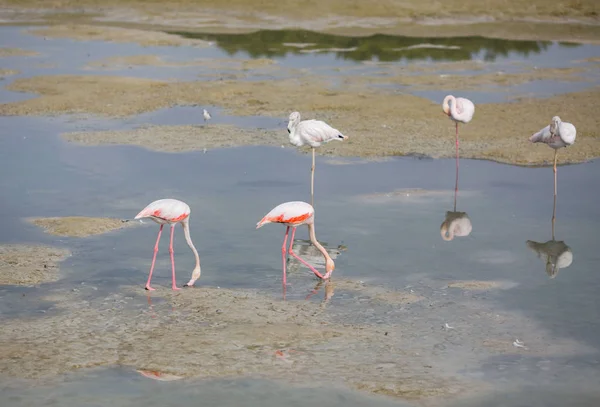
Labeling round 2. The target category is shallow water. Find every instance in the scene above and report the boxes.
[1,24,600,407]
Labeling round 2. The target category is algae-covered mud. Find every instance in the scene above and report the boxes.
[29,24,212,47]
[0,47,38,57]
[0,244,70,285]
[0,280,593,402]
[62,125,284,153]
[3,74,599,165]
[27,217,136,238]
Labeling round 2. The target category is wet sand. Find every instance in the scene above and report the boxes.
[447,280,509,291]
[27,217,137,238]
[62,125,284,153]
[0,47,39,57]
[3,74,599,165]
[370,67,589,91]
[28,24,212,47]
[0,68,19,78]
[0,279,592,403]
[0,244,70,285]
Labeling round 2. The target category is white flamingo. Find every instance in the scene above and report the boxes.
[442,95,475,172]
[287,112,348,207]
[134,198,201,290]
[203,109,211,124]
[529,116,576,198]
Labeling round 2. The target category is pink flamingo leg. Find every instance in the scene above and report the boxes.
[168,225,181,290]
[281,226,290,289]
[455,122,459,172]
[145,224,163,291]
[287,230,325,280]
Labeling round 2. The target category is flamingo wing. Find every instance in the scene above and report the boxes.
[135,199,190,222]
[559,122,576,146]
[529,125,552,144]
[256,201,314,228]
[455,97,475,123]
[297,120,344,147]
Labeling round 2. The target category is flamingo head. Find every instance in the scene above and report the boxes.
[184,265,202,287]
[325,258,335,276]
[288,111,301,124]
[550,116,561,135]
[335,133,348,141]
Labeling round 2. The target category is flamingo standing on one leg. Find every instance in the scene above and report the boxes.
[203,109,211,125]
[135,198,202,290]
[256,201,335,290]
[287,112,348,207]
[442,95,475,184]
[529,116,576,230]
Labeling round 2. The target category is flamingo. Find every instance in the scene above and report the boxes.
[256,201,335,289]
[442,95,475,176]
[529,116,576,199]
[287,112,348,207]
[134,198,201,291]
[203,109,211,124]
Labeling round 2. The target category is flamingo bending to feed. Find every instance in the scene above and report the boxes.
[256,201,335,287]
[135,198,201,291]
[442,95,475,173]
[529,116,576,198]
[287,112,348,207]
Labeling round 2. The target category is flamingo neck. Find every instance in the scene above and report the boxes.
[182,219,201,284]
[448,96,459,119]
[440,222,453,241]
[308,223,332,265]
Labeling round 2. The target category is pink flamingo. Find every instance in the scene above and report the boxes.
[529,116,576,194]
[287,112,348,207]
[256,201,334,288]
[442,95,475,180]
[135,198,201,291]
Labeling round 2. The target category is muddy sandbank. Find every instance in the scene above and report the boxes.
[0,68,19,78]
[84,54,277,72]
[0,244,70,285]
[1,74,599,166]
[369,67,589,91]
[27,216,137,238]
[1,278,593,404]
[62,124,283,152]
[0,47,39,57]
[447,280,508,291]
[28,24,212,47]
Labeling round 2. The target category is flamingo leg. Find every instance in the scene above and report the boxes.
[281,226,290,290]
[145,224,163,291]
[288,228,325,280]
[311,147,316,208]
[552,149,558,239]
[168,225,181,290]
[455,122,460,169]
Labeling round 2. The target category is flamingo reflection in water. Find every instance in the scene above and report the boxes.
[440,141,472,241]
[526,191,573,279]
[288,239,344,301]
